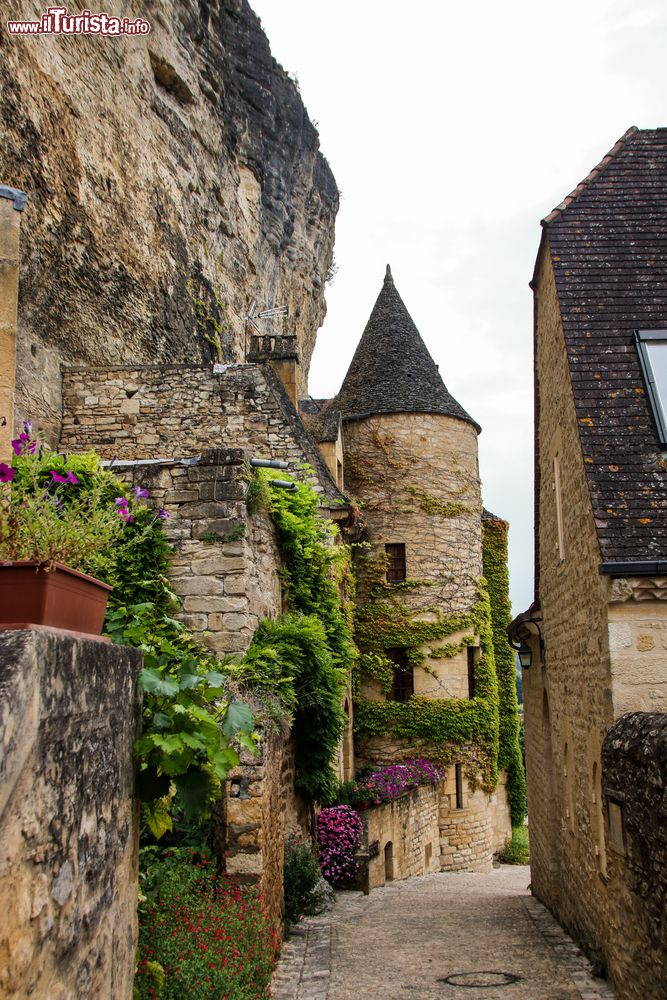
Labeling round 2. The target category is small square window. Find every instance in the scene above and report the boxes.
[635,330,667,445]
[385,543,406,583]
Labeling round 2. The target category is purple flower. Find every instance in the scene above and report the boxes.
[49,470,69,484]
[114,497,129,507]
[66,471,79,484]
[23,420,32,435]
[134,486,150,499]
[157,507,169,519]
[0,462,16,483]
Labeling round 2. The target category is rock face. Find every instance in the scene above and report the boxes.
[0,0,338,440]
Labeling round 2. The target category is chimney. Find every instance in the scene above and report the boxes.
[247,333,300,409]
[0,185,27,461]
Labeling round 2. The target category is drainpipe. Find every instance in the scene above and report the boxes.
[0,185,27,461]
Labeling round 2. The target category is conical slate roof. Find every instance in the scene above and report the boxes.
[332,267,480,431]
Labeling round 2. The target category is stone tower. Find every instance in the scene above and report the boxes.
[333,267,514,872]
[338,266,483,707]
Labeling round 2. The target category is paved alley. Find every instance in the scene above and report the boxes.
[271,866,616,1000]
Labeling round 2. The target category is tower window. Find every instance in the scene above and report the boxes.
[467,646,479,699]
[385,543,406,583]
[455,764,464,809]
[387,647,413,702]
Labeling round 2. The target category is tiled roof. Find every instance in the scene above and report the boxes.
[542,127,667,564]
[332,267,480,431]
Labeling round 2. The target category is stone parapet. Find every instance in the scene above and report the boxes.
[357,783,441,891]
[0,629,142,999]
[59,363,344,505]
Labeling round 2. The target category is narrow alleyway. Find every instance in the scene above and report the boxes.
[272,866,616,1000]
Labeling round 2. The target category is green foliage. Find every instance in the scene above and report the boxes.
[106,599,255,837]
[233,613,346,802]
[497,825,530,865]
[202,522,245,544]
[407,486,469,518]
[236,471,357,802]
[135,848,276,999]
[0,442,125,569]
[283,836,333,926]
[482,518,527,825]
[353,547,501,791]
[186,277,227,363]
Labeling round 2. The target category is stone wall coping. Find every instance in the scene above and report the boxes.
[62,362,250,374]
[355,780,443,813]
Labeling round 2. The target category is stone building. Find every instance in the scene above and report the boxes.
[307,266,522,874]
[511,126,667,998]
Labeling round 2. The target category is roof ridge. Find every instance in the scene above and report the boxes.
[541,126,638,227]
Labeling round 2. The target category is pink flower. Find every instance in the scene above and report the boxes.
[49,470,68,484]
[0,462,16,483]
[11,432,35,456]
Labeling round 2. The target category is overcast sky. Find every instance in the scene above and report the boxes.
[250,0,667,613]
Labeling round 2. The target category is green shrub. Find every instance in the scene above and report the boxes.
[283,836,333,926]
[235,613,346,802]
[135,848,277,999]
[497,825,530,865]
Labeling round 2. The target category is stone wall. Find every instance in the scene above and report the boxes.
[0,629,142,1000]
[606,583,667,716]
[527,240,667,996]
[112,447,282,658]
[223,732,308,936]
[526,245,615,940]
[60,363,343,504]
[601,713,667,999]
[357,784,441,891]
[439,770,512,873]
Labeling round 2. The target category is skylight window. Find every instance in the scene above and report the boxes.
[635,330,667,445]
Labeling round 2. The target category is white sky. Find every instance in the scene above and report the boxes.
[250,0,667,613]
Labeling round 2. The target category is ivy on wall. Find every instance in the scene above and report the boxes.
[233,469,357,803]
[482,517,527,825]
[353,574,501,791]
[352,519,526,820]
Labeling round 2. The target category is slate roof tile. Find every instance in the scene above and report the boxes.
[542,126,667,564]
[331,266,480,431]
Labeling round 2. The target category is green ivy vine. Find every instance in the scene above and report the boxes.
[482,517,527,825]
[231,469,357,803]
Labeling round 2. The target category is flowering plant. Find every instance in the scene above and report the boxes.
[135,847,277,999]
[0,421,140,571]
[351,758,444,807]
[316,804,363,884]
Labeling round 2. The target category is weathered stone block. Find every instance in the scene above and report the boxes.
[170,576,225,596]
[0,630,142,1000]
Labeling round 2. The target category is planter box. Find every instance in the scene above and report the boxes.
[0,561,112,636]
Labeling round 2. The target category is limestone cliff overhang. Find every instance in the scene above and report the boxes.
[330,266,481,433]
[532,125,667,570]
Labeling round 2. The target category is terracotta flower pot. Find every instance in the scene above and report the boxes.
[0,561,112,636]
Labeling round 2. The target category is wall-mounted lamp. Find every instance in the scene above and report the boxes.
[508,616,544,669]
[517,643,533,669]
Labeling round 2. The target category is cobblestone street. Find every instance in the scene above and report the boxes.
[272,866,616,1000]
